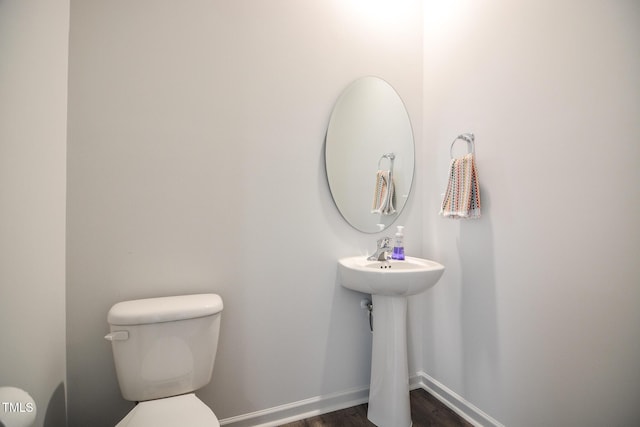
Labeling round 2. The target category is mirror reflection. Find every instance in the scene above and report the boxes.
[325,77,415,233]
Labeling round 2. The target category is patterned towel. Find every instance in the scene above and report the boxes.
[372,170,396,215]
[440,153,481,219]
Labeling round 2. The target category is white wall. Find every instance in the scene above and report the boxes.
[422,1,640,426]
[66,1,423,425]
[0,1,69,427]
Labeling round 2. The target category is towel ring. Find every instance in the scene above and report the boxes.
[378,153,395,170]
[450,133,475,158]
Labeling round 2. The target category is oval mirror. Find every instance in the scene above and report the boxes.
[325,77,415,233]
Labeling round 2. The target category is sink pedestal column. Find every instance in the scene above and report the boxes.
[368,295,411,427]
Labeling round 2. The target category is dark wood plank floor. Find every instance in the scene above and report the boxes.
[279,388,473,427]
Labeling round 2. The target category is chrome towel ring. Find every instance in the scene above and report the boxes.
[450,133,475,158]
[377,152,395,170]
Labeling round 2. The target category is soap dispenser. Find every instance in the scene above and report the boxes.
[391,225,405,260]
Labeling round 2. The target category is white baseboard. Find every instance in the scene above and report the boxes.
[412,371,504,427]
[218,385,370,427]
[220,372,502,427]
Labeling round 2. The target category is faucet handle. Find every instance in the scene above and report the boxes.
[377,236,391,248]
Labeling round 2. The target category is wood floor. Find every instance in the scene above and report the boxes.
[278,388,473,427]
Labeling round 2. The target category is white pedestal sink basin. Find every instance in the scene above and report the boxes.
[338,256,445,296]
[338,256,445,427]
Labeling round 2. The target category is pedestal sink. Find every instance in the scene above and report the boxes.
[338,256,445,427]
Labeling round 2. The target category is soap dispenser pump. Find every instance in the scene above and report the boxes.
[391,225,405,260]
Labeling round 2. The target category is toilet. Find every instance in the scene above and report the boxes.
[105,293,223,427]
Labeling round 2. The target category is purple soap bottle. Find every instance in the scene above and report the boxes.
[391,225,405,260]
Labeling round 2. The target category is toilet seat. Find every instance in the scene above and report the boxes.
[115,393,219,427]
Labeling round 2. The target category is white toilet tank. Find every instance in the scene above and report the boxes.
[106,294,223,402]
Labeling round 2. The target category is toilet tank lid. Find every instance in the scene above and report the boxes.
[108,294,223,326]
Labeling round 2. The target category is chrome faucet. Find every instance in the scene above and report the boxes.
[368,237,392,261]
